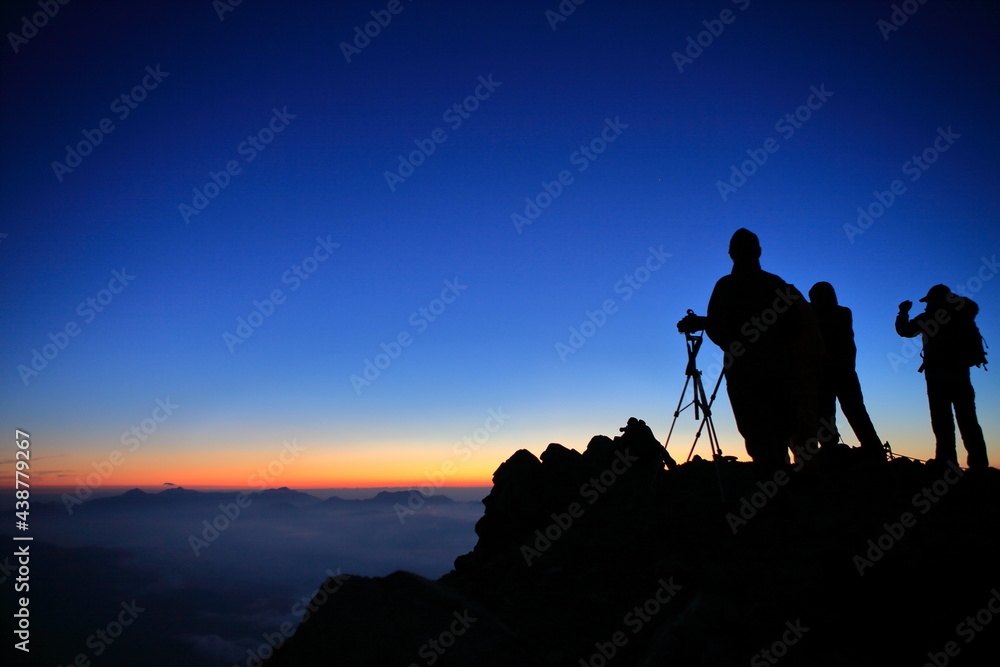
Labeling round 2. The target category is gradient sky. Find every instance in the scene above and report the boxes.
[2,0,998,491]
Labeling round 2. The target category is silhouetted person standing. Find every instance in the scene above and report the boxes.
[896,285,988,469]
[679,229,800,473]
[788,287,827,460]
[809,282,885,458]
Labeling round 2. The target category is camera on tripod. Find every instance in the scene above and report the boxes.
[676,309,708,335]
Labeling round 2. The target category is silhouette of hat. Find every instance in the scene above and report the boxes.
[919,284,951,303]
[729,228,760,253]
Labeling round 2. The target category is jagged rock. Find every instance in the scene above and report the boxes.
[539,442,581,466]
[582,434,616,469]
[267,419,1000,666]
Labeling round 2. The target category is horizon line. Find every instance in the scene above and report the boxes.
[0,483,495,494]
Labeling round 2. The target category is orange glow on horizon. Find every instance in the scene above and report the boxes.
[13,440,508,492]
[17,471,496,491]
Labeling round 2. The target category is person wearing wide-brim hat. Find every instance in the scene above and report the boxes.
[896,284,988,469]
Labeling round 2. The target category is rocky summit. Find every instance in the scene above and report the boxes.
[266,419,1000,666]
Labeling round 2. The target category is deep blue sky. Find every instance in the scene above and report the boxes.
[2,0,998,487]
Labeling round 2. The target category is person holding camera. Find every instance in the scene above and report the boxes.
[677,229,801,474]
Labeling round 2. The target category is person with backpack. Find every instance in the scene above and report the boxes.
[896,284,989,469]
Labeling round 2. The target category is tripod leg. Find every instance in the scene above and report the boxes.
[686,373,713,462]
[664,374,694,452]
